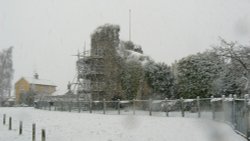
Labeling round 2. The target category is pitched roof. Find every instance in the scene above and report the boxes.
[23,77,56,86]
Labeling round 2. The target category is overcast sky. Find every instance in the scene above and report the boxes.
[0,0,250,93]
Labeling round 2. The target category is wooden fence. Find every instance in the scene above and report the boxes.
[1,114,46,141]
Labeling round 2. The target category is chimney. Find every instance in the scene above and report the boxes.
[34,73,39,79]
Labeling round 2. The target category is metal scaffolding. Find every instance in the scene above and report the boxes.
[76,47,105,101]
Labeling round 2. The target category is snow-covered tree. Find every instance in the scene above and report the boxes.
[117,39,154,100]
[170,61,179,98]
[120,41,143,54]
[176,51,223,98]
[212,62,243,97]
[144,61,174,99]
[121,60,144,100]
[0,47,14,105]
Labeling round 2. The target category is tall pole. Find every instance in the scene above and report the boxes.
[83,41,86,57]
[129,9,131,41]
[76,49,80,110]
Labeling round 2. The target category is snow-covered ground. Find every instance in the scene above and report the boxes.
[0,107,246,141]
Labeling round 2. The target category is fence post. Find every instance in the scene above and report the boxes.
[42,101,45,110]
[232,94,237,127]
[118,99,121,115]
[181,97,184,117]
[3,114,6,125]
[222,95,225,105]
[44,101,47,110]
[41,129,46,141]
[46,102,48,110]
[36,102,39,109]
[9,117,12,130]
[54,102,57,111]
[32,123,36,141]
[165,98,169,117]
[44,101,46,110]
[78,101,81,113]
[19,121,23,135]
[38,101,41,109]
[149,99,152,116]
[89,100,92,113]
[60,101,62,111]
[244,94,250,141]
[103,99,106,115]
[41,101,43,110]
[49,102,51,111]
[222,95,226,121]
[228,94,233,123]
[69,101,72,112]
[133,99,135,115]
[197,96,201,118]
[211,96,215,120]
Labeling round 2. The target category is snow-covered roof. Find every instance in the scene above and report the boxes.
[117,43,150,65]
[127,50,146,61]
[23,77,56,86]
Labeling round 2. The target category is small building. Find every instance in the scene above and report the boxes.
[15,73,57,104]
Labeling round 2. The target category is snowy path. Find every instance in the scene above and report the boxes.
[0,107,246,141]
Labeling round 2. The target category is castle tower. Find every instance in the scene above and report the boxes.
[77,24,123,101]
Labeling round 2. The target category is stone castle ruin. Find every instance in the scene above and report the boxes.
[77,24,123,101]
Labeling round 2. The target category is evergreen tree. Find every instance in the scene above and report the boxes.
[176,51,223,98]
[121,60,144,100]
[144,61,174,99]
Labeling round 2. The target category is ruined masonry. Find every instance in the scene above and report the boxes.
[77,24,123,101]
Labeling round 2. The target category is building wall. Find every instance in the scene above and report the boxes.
[33,84,56,94]
[15,78,56,104]
[15,78,30,104]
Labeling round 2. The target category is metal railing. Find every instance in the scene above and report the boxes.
[35,94,250,140]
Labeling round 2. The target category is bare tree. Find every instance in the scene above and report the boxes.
[213,38,250,95]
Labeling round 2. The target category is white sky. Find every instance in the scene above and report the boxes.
[0,0,250,92]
